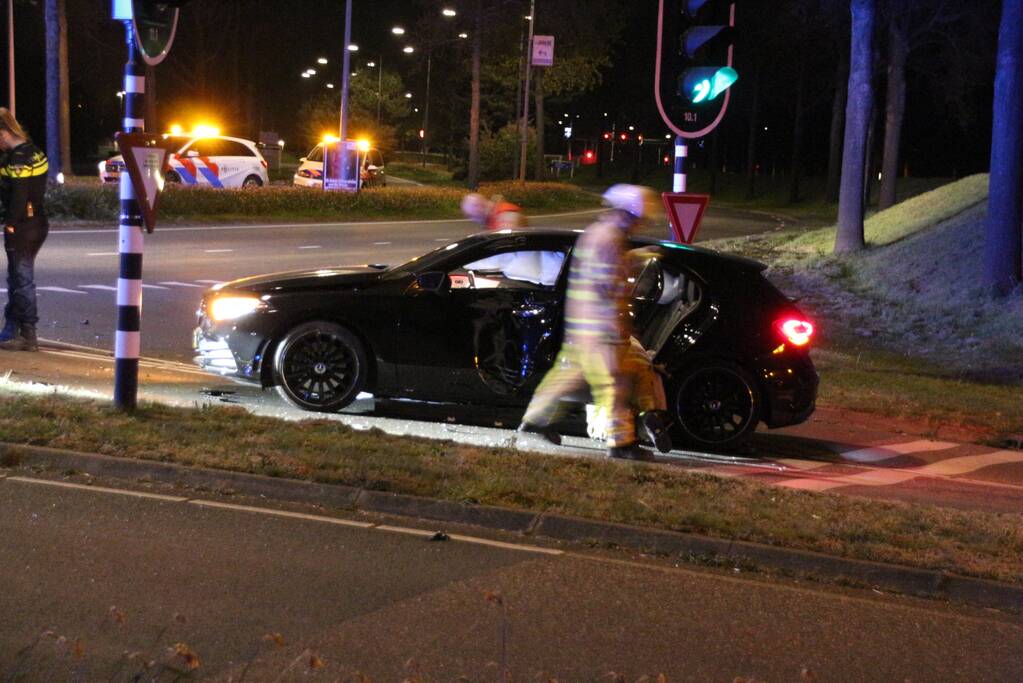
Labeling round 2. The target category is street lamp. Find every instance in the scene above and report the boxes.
[347,44,359,51]
[317,57,328,64]
[391,26,405,35]
[442,7,456,16]
[403,46,415,54]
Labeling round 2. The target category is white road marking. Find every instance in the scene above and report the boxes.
[3,476,564,556]
[79,285,117,291]
[203,249,234,253]
[194,280,224,285]
[435,238,450,241]
[917,449,1023,476]
[373,241,392,245]
[87,252,118,256]
[779,449,1023,492]
[38,286,87,294]
[5,476,190,502]
[298,245,321,250]
[840,440,959,463]
[142,284,169,290]
[189,500,375,528]
[158,281,203,288]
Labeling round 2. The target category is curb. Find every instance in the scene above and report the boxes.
[2,441,1020,613]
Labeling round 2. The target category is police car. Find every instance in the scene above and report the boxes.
[99,134,270,188]
[293,142,387,188]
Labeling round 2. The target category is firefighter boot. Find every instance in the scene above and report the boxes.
[639,410,673,453]
[0,319,14,343]
[516,421,563,446]
[0,323,37,352]
[607,442,655,462]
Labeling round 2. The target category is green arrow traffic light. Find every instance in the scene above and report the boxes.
[679,67,737,103]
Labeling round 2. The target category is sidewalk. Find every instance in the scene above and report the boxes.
[2,341,1022,514]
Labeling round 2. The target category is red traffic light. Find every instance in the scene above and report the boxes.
[580,149,597,166]
[619,133,628,141]
[602,132,611,140]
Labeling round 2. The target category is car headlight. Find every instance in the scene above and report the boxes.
[209,295,265,321]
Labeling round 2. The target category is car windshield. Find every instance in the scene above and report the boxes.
[386,239,472,276]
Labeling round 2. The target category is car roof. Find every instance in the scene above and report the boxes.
[462,228,767,272]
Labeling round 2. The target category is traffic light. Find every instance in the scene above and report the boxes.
[677,1,736,104]
[655,0,736,139]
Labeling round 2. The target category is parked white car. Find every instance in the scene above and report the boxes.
[99,135,269,188]
[293,143,387,188]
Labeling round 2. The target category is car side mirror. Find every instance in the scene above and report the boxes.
[416,271,448,293]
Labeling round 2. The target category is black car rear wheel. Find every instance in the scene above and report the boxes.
[273,322,367,412]
[673,362,760,451]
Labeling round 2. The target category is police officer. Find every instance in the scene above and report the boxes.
[518,184,671,461]
[0,108,48,352]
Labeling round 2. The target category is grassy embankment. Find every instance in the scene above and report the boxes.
[1,392,1020,585]
[707,174,1023,441]
[44,179,598,224]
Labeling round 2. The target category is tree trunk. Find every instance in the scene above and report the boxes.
[44,0,70,178]
[467,0,482,190]
[788,50,807,205]
[983,0,1023,295]
[862,97,877,209]
[533,67,545,180]
[744,66,760,200]
[825,51,849,204]
[878,12,908,210]
[834,0,875,254]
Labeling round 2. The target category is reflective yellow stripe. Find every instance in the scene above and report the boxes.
[5,160,49,178]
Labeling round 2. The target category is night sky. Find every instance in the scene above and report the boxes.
[4,0,1000,178]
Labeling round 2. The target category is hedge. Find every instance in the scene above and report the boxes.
[44,181,599,223]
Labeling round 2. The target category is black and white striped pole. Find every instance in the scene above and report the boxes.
[673,134,686,193]
[115,19,145,410]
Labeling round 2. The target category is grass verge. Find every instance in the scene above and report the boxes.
[813,348,1023,440]
[45,180,599,223]
[1,392,1021,585]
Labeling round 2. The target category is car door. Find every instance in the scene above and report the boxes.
[175,138,225,187]
[397,241,568,405]
[212,139,259,187]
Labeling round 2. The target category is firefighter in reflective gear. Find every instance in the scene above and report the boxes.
[0,108,48,352]
[518,184,671,461]
[461,192,527,230]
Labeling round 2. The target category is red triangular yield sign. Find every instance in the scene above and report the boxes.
[115,132,177,233]
[661,192,710,244]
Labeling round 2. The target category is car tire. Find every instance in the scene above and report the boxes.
[671,361,761,452]
[242,175,264,188]
[273,321,368,412]
[166,170,181,184]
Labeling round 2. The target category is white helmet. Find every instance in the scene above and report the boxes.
[460,192,492,223]
[601,184,659,221]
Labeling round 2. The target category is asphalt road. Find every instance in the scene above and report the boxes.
[1,475,1020,682]
[33,206,785,359]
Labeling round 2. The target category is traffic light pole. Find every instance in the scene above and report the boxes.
[114,20,145,410]
[673,135,687,192]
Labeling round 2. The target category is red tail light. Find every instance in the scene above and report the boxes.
[260,159,269,169]
[777,318,814,347]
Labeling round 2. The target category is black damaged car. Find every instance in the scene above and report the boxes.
[193,230,818,452]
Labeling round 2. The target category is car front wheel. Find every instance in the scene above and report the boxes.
[273,322,367,412]
[672,362,760,452]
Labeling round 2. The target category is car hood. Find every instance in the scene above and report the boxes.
[219,265,389,293]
